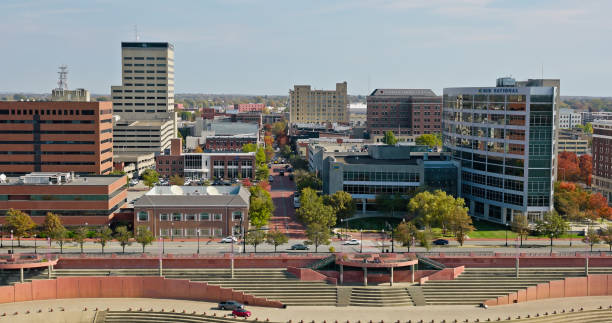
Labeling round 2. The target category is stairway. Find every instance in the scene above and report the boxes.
[511,308,612,322]
[349,287,413,307]
[421,267,612,306]
[100,310,266,323]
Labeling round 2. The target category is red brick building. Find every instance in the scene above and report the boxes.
[134,185,249,238]
[0,101,113,175]
[235,103,265,113]
[155,138,183,178]
[205,136,257,152]
[201,107,216,120]
[0,172,127,226]
[593,121,612,204]
[366,89,441,139]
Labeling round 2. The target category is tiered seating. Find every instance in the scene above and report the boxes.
[349,287,413,307]
[99,310,269,323]
[0,268,46,285]
[421,267,612,305]
[39,268,337,306]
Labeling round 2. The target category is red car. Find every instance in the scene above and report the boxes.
[232,308,251,317]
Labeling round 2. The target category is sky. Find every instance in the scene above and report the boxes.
[1,0,611,96]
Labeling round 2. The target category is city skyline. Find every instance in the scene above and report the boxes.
[1,0,611,96]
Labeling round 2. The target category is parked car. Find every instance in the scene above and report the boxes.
[220,236,238,243]
[232,308,251,317]
[279,170,284,176]
[343,239,361,245]
[268,175,274,182]
[290,244,309,250]
[218,301,243,310]
[289,174,294,181]
[293,197,300,208]
[284,164,291,169]
[129,179,139,186]
[433,239,449,246]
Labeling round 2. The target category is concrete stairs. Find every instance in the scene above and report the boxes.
[511,308,612,322]
[349,287,413,307]
[35,268,337,306]
[421,267,612,306]
[99,310,260,323]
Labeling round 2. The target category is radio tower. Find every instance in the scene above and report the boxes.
[57,65,68,90]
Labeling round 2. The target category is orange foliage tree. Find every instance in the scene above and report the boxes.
[558,152,581,182]
[579,154,593,186]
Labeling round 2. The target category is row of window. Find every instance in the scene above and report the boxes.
[124,77,171,81]
[343,171,420,182]
[0,109,97,116]
[343,184,418,195]
[124,70,167,74]
[462,184,525,206]
[158,227,223,237]
[137,211,243,222]
[124,56,168,61]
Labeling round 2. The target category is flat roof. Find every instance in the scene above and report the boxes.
[369,89,437,97]
[121,42,173,49]
[0,175,123,186]
[135,185,249,208]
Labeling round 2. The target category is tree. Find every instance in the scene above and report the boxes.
[255,146,267,166]
[255,164,269,181]
[376,194,406,218]
[448,208,474,246]
[97,227,113,254]
[272,121,287,138]
[246,230,266,252]
[417,228,434,251]
[408,191,437,228]
[169,174,185,186]
[266,230,288,253]
[382,131,398,145]
[394,221,419,252]
[297,188,336,228]
[242,143,257,153]
[415,133,442,148]
[6,209,35,246]
[115,226,132,253]
[135,226,154,253]
[295,170,322,191]
[579,154,593,186]
[305,222,331,252]
[264,146,275,162]
[535,211,570,253]
[408,190,466,233]
[584,228,601,252]
[264,135,274,147]
[558,152,581,182]
[248,185,275,228]
[511,214,530,247]
[43,212,69,253]
[280,145,292,158]
[142,169,159,188]
[54,227,69,254]
[73,227,87,254]
[193,146,204,153]
[324,191,356,224]
[110,169,129,186]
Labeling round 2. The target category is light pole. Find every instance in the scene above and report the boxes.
[381,229,385,253]
[171,222,174,241]
[197,229,200,255]
[505,223,509,247]
[34,234,37,254]
[360,229,363,253]
[0,223,3,248]
[10,230,14,254]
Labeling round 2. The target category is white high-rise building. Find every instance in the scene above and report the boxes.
[111,42,177,154]
[559,108,581,129]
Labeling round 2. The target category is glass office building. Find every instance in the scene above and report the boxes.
[442,83,557,223]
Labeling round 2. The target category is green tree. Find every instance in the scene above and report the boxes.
[255,146,267,166]
[6,209,35,246]
[305,222,331,252]
[135,226,154,253]
[376,194,406,217]
[280,145,292,158]
[43,212,68,252]
[600,225,612,251]
[54,227,69,254]
[408,190,466,234]
[382,131,398,145]
[584,228,601,252]
[511,214,530,247]
[246,230,266,252]
[448,207,474,246]
[394,221,419,252]
[248,185,275,228]
[415,133,442,148]
[110,170,128,186]
[169,174,185,185]
[142,169,160,188]
[266,230,289,253]
[97,227,113,254]
[73,227,88,254]
[324,191,356,224]
[295,170,322,191]
[255,165,270,181]
[115,226,132,253]
[242,143,257,153]
[535,211,570,253]
[297,188,336,228]
[418,228,434,251]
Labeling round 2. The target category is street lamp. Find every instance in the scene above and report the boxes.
[10,229,14,254]
[505,223,509,247]
[171,222,174,241]
[197,229,200,255]
[0,223,3,248]
[381,229,385,253]
[34,234,37,254]
[360,229,363,253]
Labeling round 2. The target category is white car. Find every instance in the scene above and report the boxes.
[343,239,361,245]
[294,196,300,208]
[129,179,139,186]
[220,236,238,243]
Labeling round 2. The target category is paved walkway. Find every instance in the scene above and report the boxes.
[268,167,306,239]
[1,296,612,323]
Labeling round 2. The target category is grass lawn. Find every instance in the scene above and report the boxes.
[339,217,402,231]
[469,219,581,239]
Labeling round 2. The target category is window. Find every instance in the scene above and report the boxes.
[200,213,210,221]
[213,228,222,237]
[185,228,197,236]
[172,228,183,237]
[213,214,222,221]
[172,213,182,221]
[185,214,196,221]
[160,228,170,237]
[232,211,243,221]
[160,214,169,221]
[137,211,149,221]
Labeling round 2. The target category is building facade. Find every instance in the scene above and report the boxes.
[442,81,558,223]
[0,172,127,226]
[235,103,265,113]
[51,88,90,102]
[111,42,177,154]
[0,101,113,175]
[559,108,581,129]
[204,136,258,152]
[366,89,442,142]
[592,121,612,204]
[289,82,349,125]
[581,111,612,125]
[133,185,249,238]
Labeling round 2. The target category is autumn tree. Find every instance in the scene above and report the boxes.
[408,190,468,234]
[558,152,581,182]
[535,211,570,253]
[265,230,288,253]
[511,214,530,247]
[43,212,69,253]
[6,209,35,246]
[324,191,356,224]
[584,228,601,252]
[600,225,612,251]
[193,146,204,153]
[579,154,593,185]
[97,227,113,254]
[73,227,88,253]
[418,228,434,251]
[246,230,265,252]
[135,226,154,253]
[115,226,132,253]
[448,207,474,246]
[305,222,331,252]
[394,221,419,252]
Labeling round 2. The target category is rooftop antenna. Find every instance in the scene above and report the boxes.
[134,25,140,41]
[57,65,68,90]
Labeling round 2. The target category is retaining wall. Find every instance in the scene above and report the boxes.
[429,254,612,268]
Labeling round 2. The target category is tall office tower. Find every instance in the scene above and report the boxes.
[111,42,177,154]
[289,82,349,125]
[442,78,559,224]
[366,89,441,142]
[0,101,113,175]
[592,121,612,204]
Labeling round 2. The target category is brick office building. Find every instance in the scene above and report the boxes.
[0,101,113,175]
[593,121,612,204]
[134,185,249,238]
[204,135,258,152]
[155,138,183,178]
[366,89,442,142]
[235,103,265,113]
[0,172,127,226]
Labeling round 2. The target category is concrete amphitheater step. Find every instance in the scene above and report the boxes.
[102,311,248,323]
[349,287,413,307]
[510,309,612,322]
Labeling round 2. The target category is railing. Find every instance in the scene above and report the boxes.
[416,254,446,270]
[306,254,336,269]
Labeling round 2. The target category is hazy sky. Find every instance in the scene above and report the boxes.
[1,0,611,96]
